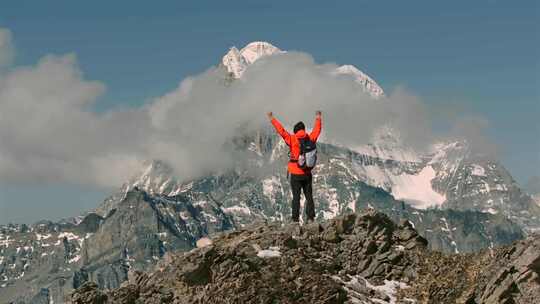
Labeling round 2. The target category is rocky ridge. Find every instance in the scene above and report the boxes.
[0,190,233,304]
[70,210,540,304]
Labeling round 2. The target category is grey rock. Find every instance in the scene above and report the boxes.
[71,212,540,304]
[29,288,50,304]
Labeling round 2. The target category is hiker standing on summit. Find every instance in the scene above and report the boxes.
[267,111,322,223]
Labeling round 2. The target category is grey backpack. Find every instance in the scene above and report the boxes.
[297,137,317,169]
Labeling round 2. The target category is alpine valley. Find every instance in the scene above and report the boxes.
[1,42,538,303]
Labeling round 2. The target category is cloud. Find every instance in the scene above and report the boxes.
[0,53,147,187]
[148,52,434,158]
[0,29,495,188]
[0,28,15,68]
[448,115,499,158]
[141,52,439,181]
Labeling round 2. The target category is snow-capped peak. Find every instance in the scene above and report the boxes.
[221,41,282,78]
[239,41,283,64]
[334,64,385,98]
[125,160,184,196]
[222,47,248,78]
[220,41,385,98]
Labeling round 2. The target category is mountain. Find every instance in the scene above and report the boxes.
[97,131,524,253]
[0,141,526,302]
[71,210,540,304]
[221,41,385,98]
[221,41,283,79]
[354,136,540,232]
[0,215,102,303]
[334,64,385,98]
[219,41,540,232]
[1,41,537,303]
[221,47,248,79]
[0,190,236,304]
[429,142,540,231]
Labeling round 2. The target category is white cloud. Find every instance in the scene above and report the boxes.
[0,52,146,187]
[0,29,493,189]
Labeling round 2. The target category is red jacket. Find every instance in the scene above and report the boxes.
[271,116,322,175]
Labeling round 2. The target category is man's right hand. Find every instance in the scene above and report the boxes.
[267,112,273,119]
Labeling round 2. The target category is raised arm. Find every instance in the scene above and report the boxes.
[268,112,291,146]
[309,111,322,142]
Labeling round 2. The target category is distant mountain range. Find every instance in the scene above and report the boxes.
[1,41,538,303]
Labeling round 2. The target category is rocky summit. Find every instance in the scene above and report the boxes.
[71,210,540,304]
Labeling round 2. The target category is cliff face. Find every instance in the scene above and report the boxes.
[0,190,234,304]
[71,210,540,304]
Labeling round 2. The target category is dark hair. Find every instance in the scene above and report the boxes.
[293,121,305,133]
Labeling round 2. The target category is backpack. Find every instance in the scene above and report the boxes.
[297,136,317,169]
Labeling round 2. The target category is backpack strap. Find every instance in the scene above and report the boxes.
[289,135,303,162]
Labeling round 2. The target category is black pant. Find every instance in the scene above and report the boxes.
[290,174,315,222]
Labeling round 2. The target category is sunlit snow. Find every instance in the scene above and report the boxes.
[471,164,486,177]
[257,246,281,258]
[390,166,446,209]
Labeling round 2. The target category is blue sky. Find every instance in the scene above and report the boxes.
[0,0,538,223]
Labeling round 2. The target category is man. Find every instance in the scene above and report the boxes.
[267,110,322,223]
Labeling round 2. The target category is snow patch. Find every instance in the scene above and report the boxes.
[364,279,410,304]
[57,232,79,241]
[200,211,218,223]
[471,164,486,176]
[223,205,252,215]
[334,275,411,304]
[35,233,52,241]
[179,211,191,220]
[0,235,12,248]
[390,166,446,209]
[68,255,81,264]
[196,237,212,248]
[257,246,281,258]
[484,208,498,215]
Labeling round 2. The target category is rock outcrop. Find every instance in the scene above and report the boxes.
[70,210,540,304]
[0,190,234,304]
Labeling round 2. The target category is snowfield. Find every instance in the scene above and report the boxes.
[390,166,446,209]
